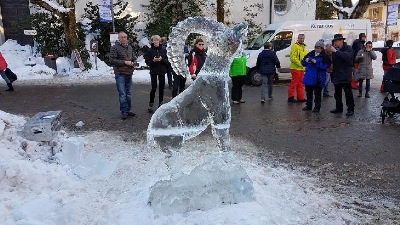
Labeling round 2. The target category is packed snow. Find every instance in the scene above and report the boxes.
[0,110,391,225]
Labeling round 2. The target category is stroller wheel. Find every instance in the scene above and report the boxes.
[381,109,386,124]
[388,111,395,118]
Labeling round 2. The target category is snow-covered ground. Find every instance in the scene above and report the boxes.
[0,40,399,224]
[1,111,396,225]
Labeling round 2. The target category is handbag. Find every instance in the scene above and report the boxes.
[5,68,17,83]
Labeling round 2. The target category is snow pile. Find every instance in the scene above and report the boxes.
[0,39,33,69]
[0,109,389,224]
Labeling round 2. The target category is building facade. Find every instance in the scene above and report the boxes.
[364,0,400,42]
[0,0,33,46]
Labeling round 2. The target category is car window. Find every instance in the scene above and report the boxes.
[246,30,275,50]
[272,31,293,52]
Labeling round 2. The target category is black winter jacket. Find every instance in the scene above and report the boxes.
[256,49,281,75]
[144,44,170,75]
[331,43,354,84]
[351,39,365,61]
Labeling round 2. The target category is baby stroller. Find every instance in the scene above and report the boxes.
[380,62,400,124]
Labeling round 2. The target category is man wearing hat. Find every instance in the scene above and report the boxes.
[351,33,367,89]
[329,34,355,116]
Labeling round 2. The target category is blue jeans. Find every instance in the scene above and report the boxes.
[261,74,274,100]
[323,73,330,95]
[0,70,10,84]
[358,79,370,92]
[115,74,132,114]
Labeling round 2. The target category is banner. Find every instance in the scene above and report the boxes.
[387,4,399,26]
[98,0,112,23]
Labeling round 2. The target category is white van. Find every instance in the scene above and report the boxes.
[244,19,372,85]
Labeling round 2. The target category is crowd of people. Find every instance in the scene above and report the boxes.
[255,32,397,117]
[108,30,398,120]
[0,31,396,120]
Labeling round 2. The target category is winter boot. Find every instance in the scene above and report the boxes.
[287,96,297,103]
[5,83,14,92]
[357,90,362,97]
[148,103,154,113]
[365,91,370,98]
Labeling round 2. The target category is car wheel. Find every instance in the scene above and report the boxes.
[249,69,262,86]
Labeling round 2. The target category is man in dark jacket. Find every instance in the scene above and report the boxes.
[109,31,137,120]
[329,34,355,116]
[351,33,366,89]
[256,41,280,102]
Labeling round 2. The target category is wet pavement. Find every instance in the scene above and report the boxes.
[0,79,399,220]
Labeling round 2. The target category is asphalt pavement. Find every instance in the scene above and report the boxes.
[0,79,399,219]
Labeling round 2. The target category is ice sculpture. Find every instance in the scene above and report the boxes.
[147,17,254,216]
[147,17,247,155]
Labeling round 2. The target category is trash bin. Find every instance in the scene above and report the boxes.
[44,54,57,70]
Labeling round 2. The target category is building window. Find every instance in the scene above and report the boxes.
[274,0,291,15]
[372,33,378,42]
[391,32,399,42]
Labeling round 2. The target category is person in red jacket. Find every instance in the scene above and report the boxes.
[382,40,397,74]
[380,40,397,93]
[188,38,206,80]
[0,52,14,92]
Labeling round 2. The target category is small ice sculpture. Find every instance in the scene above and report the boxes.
[22,111,62,142]
[147,17,253,215]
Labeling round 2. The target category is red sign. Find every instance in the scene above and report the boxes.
[72,49,85,70]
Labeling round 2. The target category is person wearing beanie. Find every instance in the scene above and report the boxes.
[354,41,377,98]
[301,39,331,112]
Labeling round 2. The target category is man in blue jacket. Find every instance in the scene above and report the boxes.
[329,34,355,116]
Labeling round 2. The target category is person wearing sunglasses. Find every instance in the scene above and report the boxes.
[188,38,207,80]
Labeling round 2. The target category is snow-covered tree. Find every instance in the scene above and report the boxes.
[141,0,204,37]
[31,0,78,53]
[322,0,373,19]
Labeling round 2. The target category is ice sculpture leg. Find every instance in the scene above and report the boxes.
[148,76,231,149]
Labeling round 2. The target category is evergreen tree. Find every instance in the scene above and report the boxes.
[316,0,336,19]
[141,0,204,37]
[30,9,68,56]
[80,0,139,62]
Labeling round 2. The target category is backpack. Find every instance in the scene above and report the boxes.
[381,48,389,64]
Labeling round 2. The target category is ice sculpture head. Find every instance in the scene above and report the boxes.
[166,17,248,77]
[222,22,248,55]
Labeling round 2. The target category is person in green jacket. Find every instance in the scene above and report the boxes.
[229,54,247,104]
[288,34,307,103]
